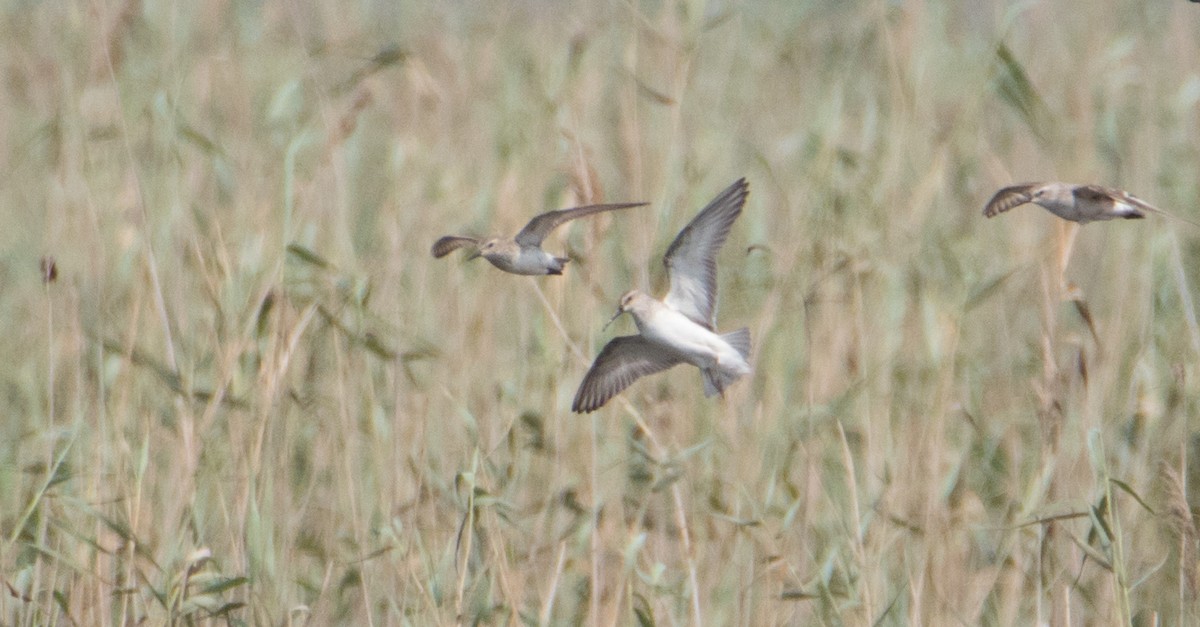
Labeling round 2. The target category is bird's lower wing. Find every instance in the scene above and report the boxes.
[571,336,684,413]
[431,236,480,258]
[983,184,1038,218]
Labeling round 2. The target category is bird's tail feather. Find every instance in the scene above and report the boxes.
[701,328,753,397]
[547,257,569,275]
[702,369,725,397]
[722,327,751,359]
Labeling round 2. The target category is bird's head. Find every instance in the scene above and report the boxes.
[604,289,642,330]
[1030,184,1072,208]
[467,238,501,260]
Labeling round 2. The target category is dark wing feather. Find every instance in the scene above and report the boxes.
[431,236,480,258]
[514,202,648,247]
[983,184,1040,218]
[1073,184,1148,220]
[1073,184,1114,204]
[1073,184,1200,227]
[571,336,684,413]
[662,178,749,329]
[1075,184,1158,212]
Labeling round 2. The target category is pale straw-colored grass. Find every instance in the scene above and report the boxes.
[2,1,1200,625]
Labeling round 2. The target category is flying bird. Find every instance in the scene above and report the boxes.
[572,178,752,413]
[983,182,1198,227]
[432,201,648,275]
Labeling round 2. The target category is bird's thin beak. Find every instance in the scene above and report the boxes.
[602,307,624,331]
[465,249,482,261]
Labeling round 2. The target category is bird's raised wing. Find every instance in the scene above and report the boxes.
[662,178,749,329]
[571,335,684,413]
[983,184,1040,218]
[514,202,648,247]
[431,236,480,258]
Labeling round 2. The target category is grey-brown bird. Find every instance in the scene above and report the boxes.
[983,182,1197,226]
[432,202,647,275]
[572,178,751,413]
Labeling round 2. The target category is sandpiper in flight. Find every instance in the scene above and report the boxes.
[983,182,1197,226]
[432,201,648,275]
[572,178,752,413]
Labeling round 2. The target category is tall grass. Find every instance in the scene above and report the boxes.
[2,1,1199,624]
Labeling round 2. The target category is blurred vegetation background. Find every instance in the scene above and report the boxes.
[2,1,1200,624]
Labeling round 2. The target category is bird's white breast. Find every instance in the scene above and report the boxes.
[636,307,736,367]
[489,247,558,275]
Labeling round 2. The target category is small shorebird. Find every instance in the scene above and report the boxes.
[572,178,751,413]
[984,182,1200,299]
[983,182,1196,226]
[432,202,647,275]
